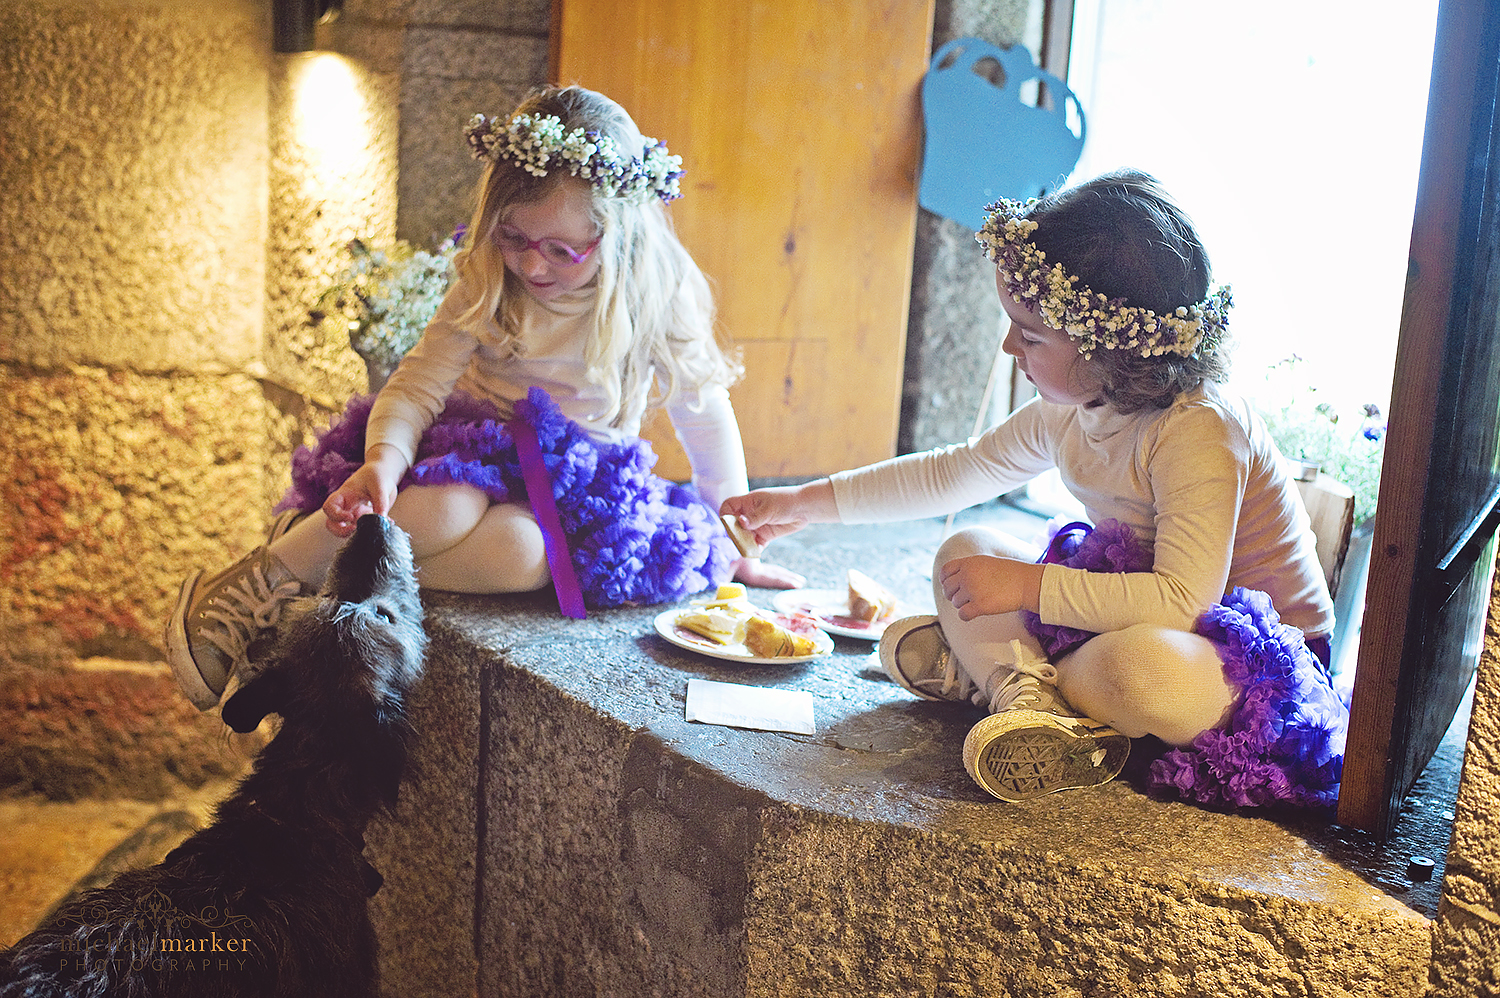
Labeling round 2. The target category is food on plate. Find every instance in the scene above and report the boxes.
[847,569,898,623]
[743,614,821,658]
[676,607,749,645]
[721,513,764,558]
[672,584,828,658]
[676,583,758,644]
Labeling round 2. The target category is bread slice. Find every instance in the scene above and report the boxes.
[847,568,897,622]
[743,615,819,658]
[677,583,756,644]
[721,514,763,558]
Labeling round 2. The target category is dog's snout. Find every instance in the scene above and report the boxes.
[323,515,418,609]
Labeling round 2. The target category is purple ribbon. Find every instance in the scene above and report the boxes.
[509,415,587,619]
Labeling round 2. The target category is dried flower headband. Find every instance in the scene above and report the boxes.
[976,198,1233,359]
[464,112,685,204]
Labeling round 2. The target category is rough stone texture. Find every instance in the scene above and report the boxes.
[394,29,549,247]
[0,0,268,374]
[364,622,482,995]
[1427,586,1500,997]
[0,0,404,667]
[263,53,401,405]
[0,660,249,802]
[369,514,1444,998]
[902,211,1014,454]
[0,367,294,661]
[900,0,1036,456]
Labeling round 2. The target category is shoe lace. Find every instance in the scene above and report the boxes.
[200,562,300,661]
[910,645,978,702]
[985,640,1060,713]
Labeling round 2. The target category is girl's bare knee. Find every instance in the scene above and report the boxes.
[486,507,550,591]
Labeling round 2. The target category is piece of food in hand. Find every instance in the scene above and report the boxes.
[721,514,763,558]
[847,569,898,623]
[743,613,820,658]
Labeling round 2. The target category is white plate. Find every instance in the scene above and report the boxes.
[653,608,834,665]
[771,589,906,640]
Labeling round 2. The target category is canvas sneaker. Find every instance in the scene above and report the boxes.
[962,707,1130,803]
[165,545,304,710]
[878,615,978,702]
[265,508,303,545]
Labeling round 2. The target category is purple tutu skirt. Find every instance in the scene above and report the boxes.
[275,387,736,609]
[1022,519,1348,809]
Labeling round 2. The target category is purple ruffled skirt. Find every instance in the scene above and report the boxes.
[275,387,736,609]
[1022,519,1348,809]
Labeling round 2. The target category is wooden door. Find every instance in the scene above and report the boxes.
[1339,0,1500,837]
[554,0,935,480]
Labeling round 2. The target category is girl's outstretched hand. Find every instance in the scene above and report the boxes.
[719,479,839,549]
[323,445,406,538]
[939,555,1045,621]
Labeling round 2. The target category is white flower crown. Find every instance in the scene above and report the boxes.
[976,198,1232,360]
[463,112,685,204]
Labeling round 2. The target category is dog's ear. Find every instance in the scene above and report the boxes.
[359,858,385,896]
[222,670,289,733]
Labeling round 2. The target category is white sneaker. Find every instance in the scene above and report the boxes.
[963,707,1130,803]
[877,616,977,702]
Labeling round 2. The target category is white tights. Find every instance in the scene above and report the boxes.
[268,483,551,596]
[934,526,1239,747]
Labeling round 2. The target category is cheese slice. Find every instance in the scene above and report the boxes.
[677,607,750,645]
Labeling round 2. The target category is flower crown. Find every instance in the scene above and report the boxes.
[976,198,1233,360]
[463,112,685,204]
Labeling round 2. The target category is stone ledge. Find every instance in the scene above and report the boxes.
[367,517,1433,998]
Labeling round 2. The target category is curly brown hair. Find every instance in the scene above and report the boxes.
[1024,169,1231,412]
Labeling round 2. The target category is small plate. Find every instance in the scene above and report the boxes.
[771,589,906,640]
[653,608,833,664]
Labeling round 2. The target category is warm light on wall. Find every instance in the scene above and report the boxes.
[273,0,343,53]
[290,54,368,185]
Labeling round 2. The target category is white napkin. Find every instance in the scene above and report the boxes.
[685,678,816,735]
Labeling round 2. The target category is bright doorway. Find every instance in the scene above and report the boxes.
[1065,0,1438,434]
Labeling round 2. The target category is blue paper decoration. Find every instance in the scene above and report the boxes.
[919,37,1087,231]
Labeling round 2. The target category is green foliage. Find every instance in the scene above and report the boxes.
[1251,355,1386,523]
[316,233,461,370]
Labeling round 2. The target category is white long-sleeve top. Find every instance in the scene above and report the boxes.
[830,382,1335,639]
[364,274,749,509]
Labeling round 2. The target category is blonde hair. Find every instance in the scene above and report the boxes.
[451,85,742,428]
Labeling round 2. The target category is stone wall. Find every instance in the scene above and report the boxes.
[1,0,287,670]
[0,0,482,799]
[0,0,471,676]
[901,0,1036,454]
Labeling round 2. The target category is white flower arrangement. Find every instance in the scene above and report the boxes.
[464,112,684,203]
[1252,354,1386,522]
[316,232,461,373]
[976,199,1233,360]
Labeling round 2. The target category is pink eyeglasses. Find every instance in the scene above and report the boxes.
[493,224,602,267]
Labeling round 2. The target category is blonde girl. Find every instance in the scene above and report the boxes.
[168,85,801,711]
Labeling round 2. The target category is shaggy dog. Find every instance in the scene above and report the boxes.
[0,513,427,997]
